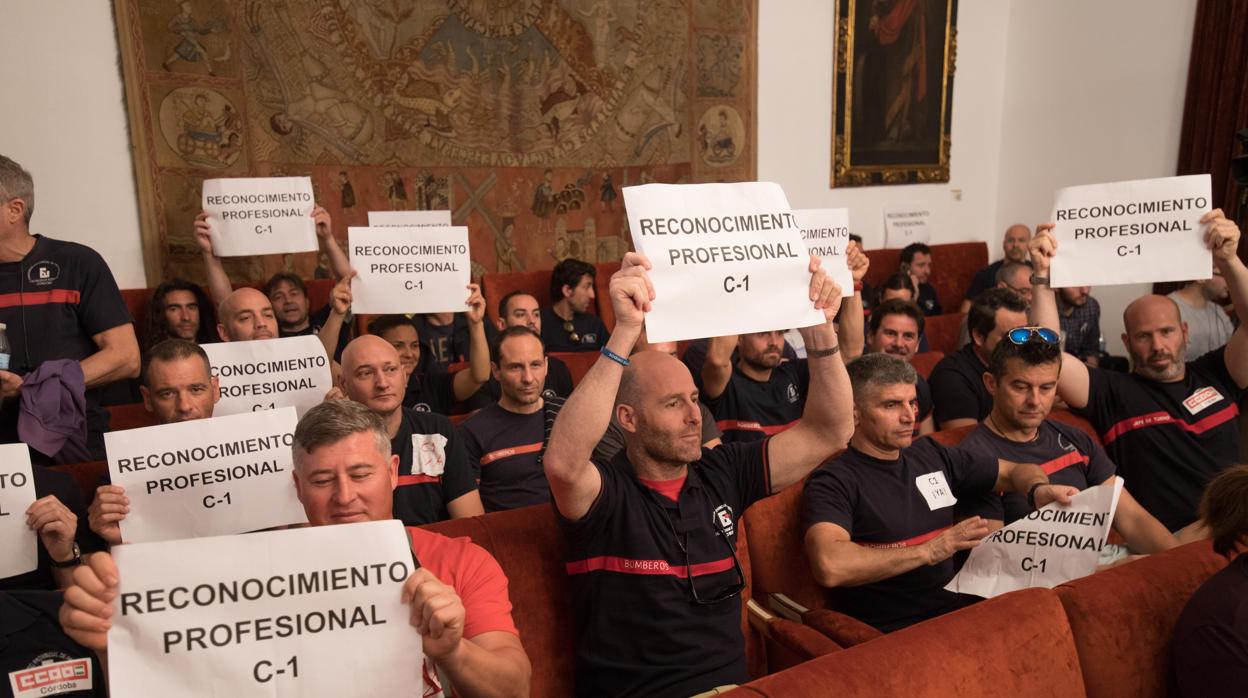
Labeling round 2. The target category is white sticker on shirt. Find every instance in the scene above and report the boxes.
[9,657,93,697]
[915,471,957,511]
[412,433,448,477]
[1182,386,1224,415]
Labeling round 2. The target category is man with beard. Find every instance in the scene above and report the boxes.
[458,327,562,512]
[900,243,941,316]
[215,288,278,342]
[1169,267,1235,358]
[702,326,809,444]
[1029,210,1248,531]
[145,279,218,347]
[863,300,935,436]
[961,224,1032,313]
[541,258,608,352]
[1056,285,1103,366]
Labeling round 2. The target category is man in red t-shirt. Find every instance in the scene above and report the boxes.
[57,400,530,698]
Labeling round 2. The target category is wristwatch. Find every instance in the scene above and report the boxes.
[50,542,82,569]
[1026,482,1047,510]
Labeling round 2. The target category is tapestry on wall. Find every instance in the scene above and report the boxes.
[114,0,758,287]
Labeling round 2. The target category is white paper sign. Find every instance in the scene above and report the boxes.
[1050,175,1212,288]
[105,408,308,544]
[204,335,332,417]
[0,444,37,579]
[623,182,825,343]
[202,177,317,257]
[883,204,932,248]
[108,520,421,697]
[349,226,472,314]
[946,477,1124,598]
[794,208,856,298]
[367,210,452,227]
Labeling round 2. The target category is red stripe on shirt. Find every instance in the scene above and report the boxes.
[480,441,543,466]
[1101,404,1240,445]
[0,289,81,309]
[565,555,735,578]
[1040,451,1088,475]
[857,525,951,549]
[716,419,799,436]
[397,474,441,486]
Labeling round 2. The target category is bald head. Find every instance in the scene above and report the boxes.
[342,334,400,372]
[339,335,405,415]
[617,351,694,407]
[616,350,702,467]
[1123,294,1182,333]
[1003,224,1031,263]
[217,288,277,341]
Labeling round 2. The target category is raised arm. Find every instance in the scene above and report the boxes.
[194,212,234,306]
[766,256,854,492]
[452,284,491,401]
[1028,224,1091,409]
[805,518,988,587]
[700,334,738,400]
[1205,209,1248,388]
[314,205,352,279]
[836,242,870,361]
[544,254,653,520]
[319,271,355,359]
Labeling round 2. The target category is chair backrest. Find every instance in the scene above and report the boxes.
[482,271,553,326]
[1047,409,1103,447]
[121,288,155,349]
[742,482,827,613]
[594,261,621,331]
[731,587,1087,697]
[304,278,335,314]
[549,351,600,387]
[928,241,988,313]
[47,460,109,501]
[925,425,975,447]
[1054,541,1228,698]
[108,403,159,432]
[862,248,902,290]
[923,313,964,355]
[907,351,944,380]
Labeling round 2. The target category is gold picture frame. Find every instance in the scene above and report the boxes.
[832,0,957,187]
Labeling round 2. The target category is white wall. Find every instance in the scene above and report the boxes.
[0,2,145,289]
[994,0,1198,353]
[758,0,1013,250]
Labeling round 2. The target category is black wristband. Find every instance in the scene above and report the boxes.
[1026,482,1047,510]
[807,345,841,359]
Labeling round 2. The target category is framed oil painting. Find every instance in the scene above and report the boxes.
[832,0,957,187]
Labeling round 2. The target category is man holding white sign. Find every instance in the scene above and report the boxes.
[623,182,826,343]
[60,400,530,698]
[544,252,852,697]
[802,353,1078,633]
[1048,174,1214,288]
[105,407,308,543]
[348,225,473,315]
[1029,208,1248,531]
[200,177,318,257]
[955,332,1177,556]
[203,335,332,417]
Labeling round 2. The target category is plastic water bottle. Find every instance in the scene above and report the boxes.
[0,322,10,371]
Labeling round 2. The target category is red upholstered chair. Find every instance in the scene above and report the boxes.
[1048,408,1103,447]
[303,278,334,313]
[107,403,159,432]
[926,425,975,446]
[594,261,621,331]
[862,248,902,290]
[742,481,883,649]
[726,587,1088,698]
[548,351,599,387]
[481,270,552,326]
[907,351,944,379]
[923,312,964,355]
[120,287,155,349]
[929,241,988,314]
[48,460,109,501]
[1054,541,1228,698]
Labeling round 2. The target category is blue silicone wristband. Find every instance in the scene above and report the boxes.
[600,346,630,366]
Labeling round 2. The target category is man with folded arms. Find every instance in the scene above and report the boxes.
[956,330,1177,554]
[802,353,1078,633]
[1028,210,1247,531]
[87,339,220,546]
[335,335,483,525]
[58,400,531,698]
[544,252,853,697]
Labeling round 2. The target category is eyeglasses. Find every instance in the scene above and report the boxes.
[1007,326,1060,346]
[562,320,580,344]
[655,499,746,606]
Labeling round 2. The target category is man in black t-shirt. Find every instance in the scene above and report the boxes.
[0,155,140,460]
[1,590,106,697]
[459,327,563,512]
[468,291,572,409]
[900,242,942,316]
[802,352,1076,633]
[702,329,809,444]
[957,334,1177,554]
[1029,213,1248,530]
[145,278,219,348]
[960,224,1031,313]
[335,335,481,525]
[929,288,1028,430]
[1169,464,1248,696]
[541,257,608,352]
[544,252,854,697]
[413,312,471,371]
[843,298,935,436]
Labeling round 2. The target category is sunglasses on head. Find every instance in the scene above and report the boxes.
[1007,326,1060,346]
